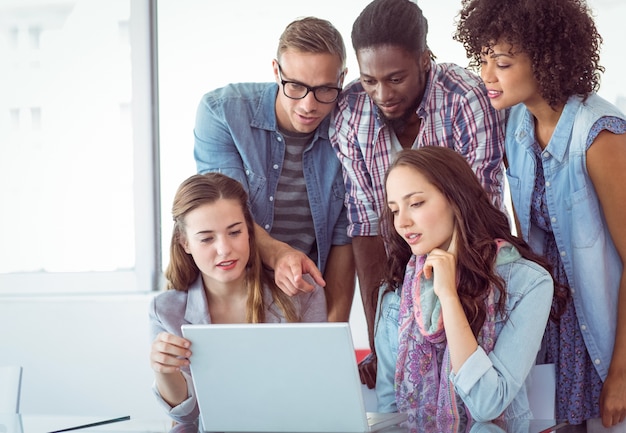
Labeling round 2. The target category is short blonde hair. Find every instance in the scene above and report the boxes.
[277,17,346,68]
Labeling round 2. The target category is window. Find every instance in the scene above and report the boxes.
[0,0,157,294]
[1,0,624,295]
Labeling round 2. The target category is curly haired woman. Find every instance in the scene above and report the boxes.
[455,0,626,427]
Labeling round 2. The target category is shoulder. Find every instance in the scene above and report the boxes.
[572,94,626,128]
[151,289,189,317]
[293,275,328,322]
[336,79,370,110]
[200,82,276,107]
[497,255,553,302]
[430,62,485,97]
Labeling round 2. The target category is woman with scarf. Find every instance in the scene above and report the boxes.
[375,147,559,429]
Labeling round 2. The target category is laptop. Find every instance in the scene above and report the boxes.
[181,322,407,433]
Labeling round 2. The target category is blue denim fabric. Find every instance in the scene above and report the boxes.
[506,94,625,381]
[193,82,350,274]
[374,249,553,421]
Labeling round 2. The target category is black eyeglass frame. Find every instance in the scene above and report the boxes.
[276,61,343,104]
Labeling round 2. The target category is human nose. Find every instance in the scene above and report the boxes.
[395,207,412,229]
[299,90,319,112]
[481,61,496,84]
[373,82,392,102]
[215,236,232,257]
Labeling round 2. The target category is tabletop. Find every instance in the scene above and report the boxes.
[2,414,623,433]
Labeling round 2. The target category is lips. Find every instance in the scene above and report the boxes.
[404,233,421,245]
[216,260,238,270]
[378,101,401,113]
[487,89,502,99]
[295,113,320,125]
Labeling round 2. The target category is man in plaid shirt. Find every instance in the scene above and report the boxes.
[329,0,506,388]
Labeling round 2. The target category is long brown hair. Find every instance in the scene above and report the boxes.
[165,173,298,323]
[381,147,565,335]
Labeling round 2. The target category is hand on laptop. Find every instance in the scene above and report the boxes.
[358,351,377,389]
[150,332,191,374]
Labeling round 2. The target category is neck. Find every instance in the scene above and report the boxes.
[203,276,249,324]
[525,99,565,149]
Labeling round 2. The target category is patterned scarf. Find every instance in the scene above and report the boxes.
[394,242,507,431]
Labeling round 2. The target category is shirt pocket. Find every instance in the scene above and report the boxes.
[243,168,268,218]
[566,185,602,248]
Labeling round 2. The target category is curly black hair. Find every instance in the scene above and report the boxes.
[454,0,604,108]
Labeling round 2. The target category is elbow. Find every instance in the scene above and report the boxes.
[468,404,507,423]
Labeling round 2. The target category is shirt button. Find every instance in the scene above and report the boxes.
[551,217,557,223]
[543,152,551,159]
[560,251,566,257]
[264,224,270,230]
[594,359,601,365]
[269,196,274,202]
[273,164,279,170]
[581,324,587,331]
[545,181,551,187]
[277,135,283,142]
[245,169,250,175]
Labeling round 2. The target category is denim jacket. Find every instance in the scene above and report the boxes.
[375,246,553,421]
[505,94,625,381]
[193,82,350,274]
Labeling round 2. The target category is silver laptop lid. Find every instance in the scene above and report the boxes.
[181,322,370,432]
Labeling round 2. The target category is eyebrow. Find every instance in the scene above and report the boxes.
[387,191,424,205]
[279,67,340,88]
[360,69,406,80]
[194,221,243,235]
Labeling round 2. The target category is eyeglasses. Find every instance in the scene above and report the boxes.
[276,62,342,104]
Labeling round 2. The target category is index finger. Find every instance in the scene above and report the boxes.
[447,227,459,256]
[157,332,191,349]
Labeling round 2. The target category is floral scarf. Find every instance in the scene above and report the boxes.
[394,241,510,431]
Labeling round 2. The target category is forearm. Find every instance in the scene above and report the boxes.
[254,223,289,270]
[608,274,626,378]
[323,244,356,322]
[155,371,189,408]
[440,295,478,373]
[353,236,387,347]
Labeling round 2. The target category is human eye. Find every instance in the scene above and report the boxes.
[389,77,404,84]
[410,200,424,208]
[200,236,214,244]
[360,77,376,86]
[286,82,305,91]
[316,86,335,95]
[388,205,399,216]
[229,229,242,237]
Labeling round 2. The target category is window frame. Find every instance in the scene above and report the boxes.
[0,0,161,296]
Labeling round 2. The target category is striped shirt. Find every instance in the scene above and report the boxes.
[330,61,506,237]
[272,129,317,263]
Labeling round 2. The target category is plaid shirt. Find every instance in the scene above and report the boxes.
[330,61,506,237]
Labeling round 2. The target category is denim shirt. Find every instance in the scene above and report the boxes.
[193,82,350,274]
[374,247,553,421]
[505,94,625,381]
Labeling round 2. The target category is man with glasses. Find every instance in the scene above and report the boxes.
[193,17,354,322]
